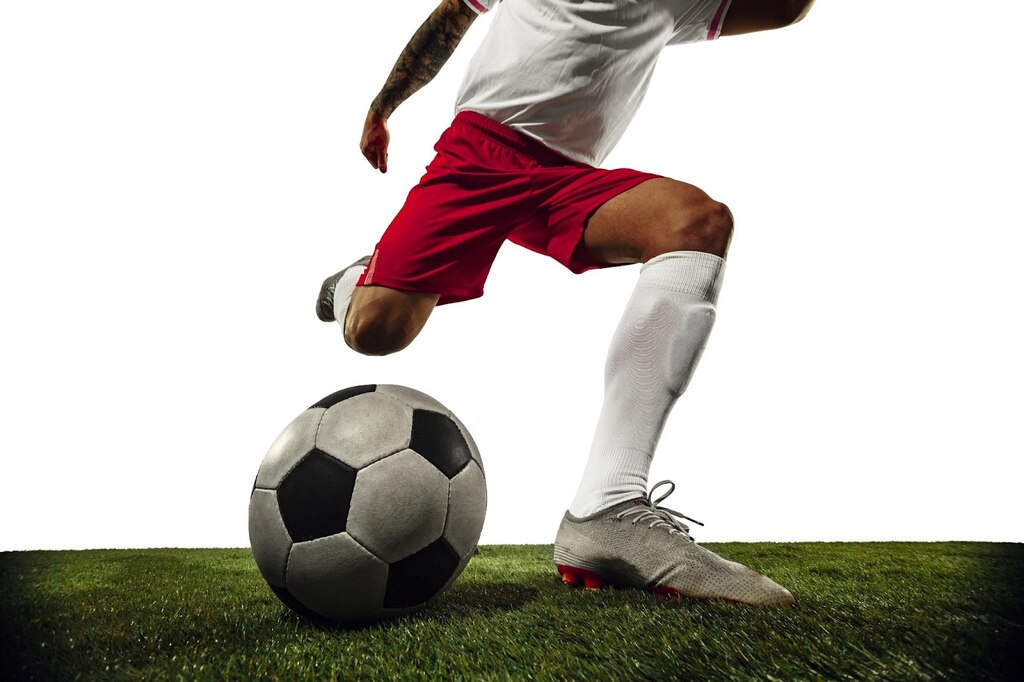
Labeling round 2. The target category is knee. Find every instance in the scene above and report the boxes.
[699,200,735,244]
[344,306,419,357]
[647,199,734,260]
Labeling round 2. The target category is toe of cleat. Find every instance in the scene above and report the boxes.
[315,277,337,322]
[556,564,607,590]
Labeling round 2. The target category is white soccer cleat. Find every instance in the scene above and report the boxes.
[553,481,795,607]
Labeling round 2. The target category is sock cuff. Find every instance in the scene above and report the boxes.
[332,265,367,323]
[638,251,726,303]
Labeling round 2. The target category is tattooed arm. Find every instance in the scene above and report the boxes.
[361,0,479,173]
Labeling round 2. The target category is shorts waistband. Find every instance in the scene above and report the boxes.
[452,110,585,167]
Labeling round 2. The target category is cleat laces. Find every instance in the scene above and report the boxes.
[615,480,704,540]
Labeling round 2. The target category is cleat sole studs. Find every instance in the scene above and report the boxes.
[556,565,606,590]
[652,585,682,600]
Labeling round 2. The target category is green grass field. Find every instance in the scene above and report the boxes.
[2,543,1021,680]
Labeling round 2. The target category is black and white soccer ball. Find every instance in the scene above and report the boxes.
[248,384,486,624]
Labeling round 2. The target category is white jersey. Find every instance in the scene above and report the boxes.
[456,0,733,166]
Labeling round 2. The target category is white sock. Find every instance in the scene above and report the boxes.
[568,251,726,517]
[332,265,365,330]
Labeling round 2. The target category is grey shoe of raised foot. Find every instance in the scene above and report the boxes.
[316,255,371,322]
[553,481,795,607]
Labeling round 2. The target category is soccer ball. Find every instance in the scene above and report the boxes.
[248,384,486,624]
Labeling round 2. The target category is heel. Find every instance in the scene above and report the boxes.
[556,564,606,590]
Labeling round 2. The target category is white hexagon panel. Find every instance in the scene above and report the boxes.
[442,460,487,558]
[286,532,389,622]
[254,407,325,489]
[375,384,452,415]
[248,489,291,587]
[347,449,450,563]
[315,392,412,469]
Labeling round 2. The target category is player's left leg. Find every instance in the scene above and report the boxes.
[719,0,815,37]
[581,178,732,263]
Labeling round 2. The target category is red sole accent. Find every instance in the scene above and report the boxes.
[651,585,682,599]
[556,564,607,590]
[558,565,740,603]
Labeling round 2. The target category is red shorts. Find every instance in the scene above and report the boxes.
[359,111,661,304]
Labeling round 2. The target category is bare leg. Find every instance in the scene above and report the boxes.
[584,178,733,263]
[344,285,439,356]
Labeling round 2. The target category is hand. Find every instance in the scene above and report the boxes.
[360,110,390,173]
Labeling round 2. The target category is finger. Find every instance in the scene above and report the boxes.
[362,146,378,169]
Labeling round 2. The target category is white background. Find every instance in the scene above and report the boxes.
[2,1,1021,551]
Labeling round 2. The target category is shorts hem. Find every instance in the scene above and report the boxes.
[356,276,482,306]
[564,172,664,273]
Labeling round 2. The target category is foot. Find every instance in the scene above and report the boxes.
[553,481,795,607]
[316,256,371,322]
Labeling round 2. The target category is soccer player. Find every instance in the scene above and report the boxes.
[317,0,815,606]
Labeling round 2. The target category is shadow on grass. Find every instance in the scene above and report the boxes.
[273,578,542,632]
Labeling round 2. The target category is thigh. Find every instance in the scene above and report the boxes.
[582,178,718,265]
[514,166,661,274]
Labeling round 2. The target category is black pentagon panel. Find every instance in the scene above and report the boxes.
[310,385,377,409]
[383,538,460,609]
[270,585,329,623]
[409,410,472,478]
[277,449,356,542]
